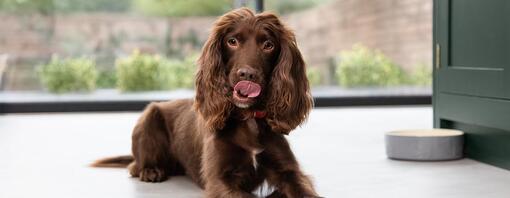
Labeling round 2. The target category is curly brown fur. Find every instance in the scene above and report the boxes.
[93,8,318,198]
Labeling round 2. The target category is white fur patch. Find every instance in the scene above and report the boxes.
[251,148,264,169]
[252,150,258,169]
[235,103,250,108]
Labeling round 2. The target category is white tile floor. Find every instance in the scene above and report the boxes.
[1,106,510,198]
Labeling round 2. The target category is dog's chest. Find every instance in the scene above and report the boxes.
[244,118,264,169]
[251,145,266,171]
[231,116,266,170]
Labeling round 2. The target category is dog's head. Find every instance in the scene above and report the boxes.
[195,8,312,134]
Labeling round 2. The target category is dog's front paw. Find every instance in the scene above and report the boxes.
[139,167,167,182]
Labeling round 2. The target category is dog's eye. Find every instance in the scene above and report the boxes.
[263,40,274,51]
[227,38,238,46]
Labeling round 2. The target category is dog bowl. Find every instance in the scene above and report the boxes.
[385,129,464,161]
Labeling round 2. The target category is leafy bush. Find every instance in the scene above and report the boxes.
[39,56,97,93]
[266,0,330,14]
[0,0,54,14]
[407,63,432,86]
[306,66,321,87]
[96,70,117,88]
[162,54,197,89]
[335,44,406,87]
[116,51,196,92]
[116,51,166,92]
[133,0,231,17]
[0,0,131,14]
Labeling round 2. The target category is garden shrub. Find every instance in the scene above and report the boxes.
[96,70,117,88]
[407,63,432,86]
[161,54,197,89]
[335,44,405,87]
[116,51,197,92]
[116,51,166,91]
[39,56,97,93]
[306,66,321,87]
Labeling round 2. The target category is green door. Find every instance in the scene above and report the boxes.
[434,0,510,169]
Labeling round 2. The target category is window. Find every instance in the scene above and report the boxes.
[0,0,431,113]
[263,0,432,100]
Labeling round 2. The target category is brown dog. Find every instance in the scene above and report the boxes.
[93,8,318,198]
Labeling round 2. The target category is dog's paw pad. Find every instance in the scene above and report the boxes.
[139,167,167,182]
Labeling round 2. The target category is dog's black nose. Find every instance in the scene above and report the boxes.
[237,67,257,81]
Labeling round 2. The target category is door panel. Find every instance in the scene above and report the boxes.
[436,0,510,99]
[450,0,509,69]
[438,69,504,98]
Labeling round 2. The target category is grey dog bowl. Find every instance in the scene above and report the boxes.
[385,129,464,161]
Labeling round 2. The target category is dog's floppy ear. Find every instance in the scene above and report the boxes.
[194,8,255,130]
[194,17,231,131]
[265,16,313,134]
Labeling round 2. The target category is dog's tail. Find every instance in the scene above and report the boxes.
[90,155,133,168]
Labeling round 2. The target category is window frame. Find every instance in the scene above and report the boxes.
[0,95,431,113]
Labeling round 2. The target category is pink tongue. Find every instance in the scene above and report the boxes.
[234,81,261,98]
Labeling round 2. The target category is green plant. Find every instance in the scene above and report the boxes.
[0,0,54,14]
[116,51,197,92]
[39,56,98,93]
[162,54,197,89]
[335,44,405,87]
[0,0,131,14]
[408,63,432,86]
[306,66,321,87]
[133,0,231,17]
[116,51,166,92]
[266,0,330,14]
[96,70,117,88]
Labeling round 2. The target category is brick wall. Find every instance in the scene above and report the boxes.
[0,14,215,60]
[284,0,432,82]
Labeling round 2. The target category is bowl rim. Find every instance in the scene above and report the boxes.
[386,129,464,137]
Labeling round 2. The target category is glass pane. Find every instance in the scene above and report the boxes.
[0,0,431,105]
[265,0,432,97]
[0,0,231,102]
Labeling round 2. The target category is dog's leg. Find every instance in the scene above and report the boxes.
[202,137,260,198]
[260,134,319,198]
[129,103,172,183]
